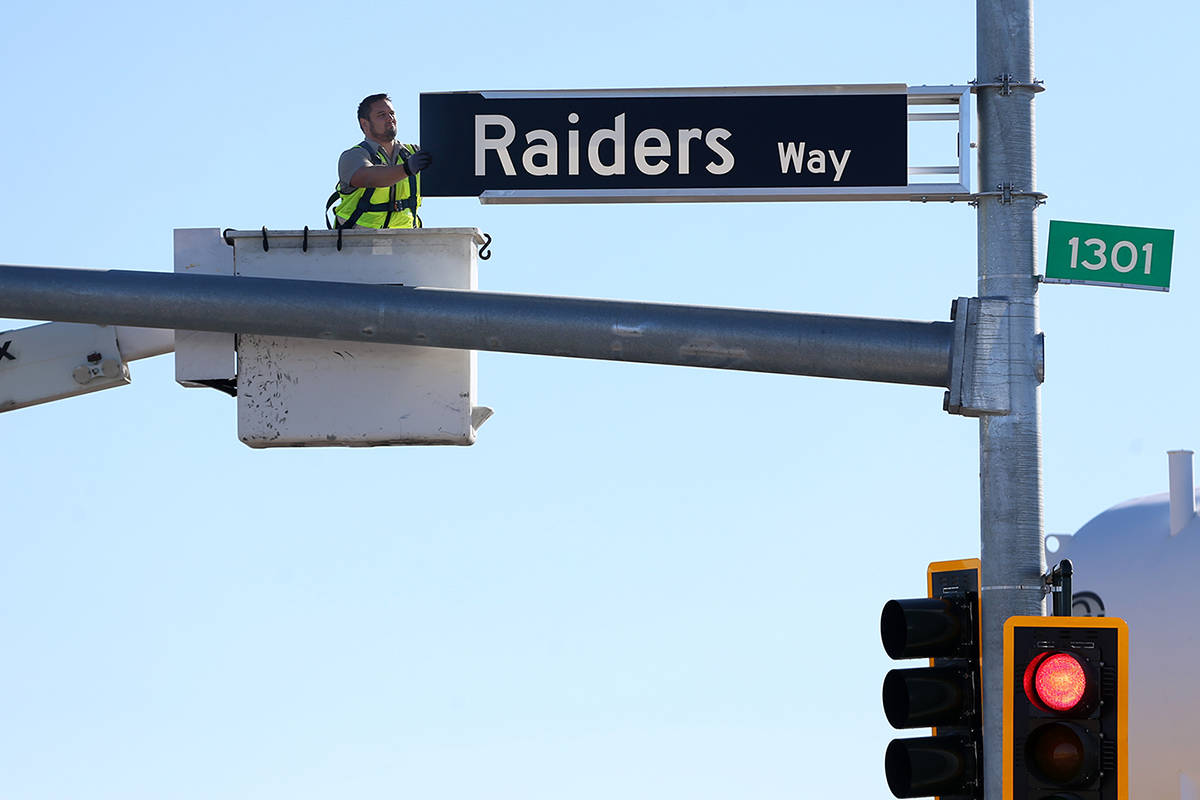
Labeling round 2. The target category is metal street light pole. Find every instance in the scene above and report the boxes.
[976,0,1046,795]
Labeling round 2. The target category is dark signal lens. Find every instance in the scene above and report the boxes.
[1025,722,1099,787]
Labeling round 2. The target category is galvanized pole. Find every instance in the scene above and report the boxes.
[976,0,1046,796]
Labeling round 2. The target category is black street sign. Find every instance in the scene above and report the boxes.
[419,86,908,202]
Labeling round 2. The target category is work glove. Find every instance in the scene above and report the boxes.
[404,149,433,176]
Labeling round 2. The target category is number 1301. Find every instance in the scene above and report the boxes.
[1066,237,1154,274]
[1046,220,1173,290]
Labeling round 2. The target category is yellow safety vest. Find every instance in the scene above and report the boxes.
[331,142,423,229]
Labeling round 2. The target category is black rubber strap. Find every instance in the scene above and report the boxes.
[383,182,395,229]
[325,191,341,229]
[340,203,366,229]
[400,144,420,227]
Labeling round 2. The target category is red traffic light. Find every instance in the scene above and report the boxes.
[1003,616,1128,800]
[1023,652,1096,714]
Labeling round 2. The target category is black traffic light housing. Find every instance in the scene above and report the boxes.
[1003,616,1129,800]
[881,559,983,799]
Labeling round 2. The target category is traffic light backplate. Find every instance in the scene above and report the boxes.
[1002,615,1129,799]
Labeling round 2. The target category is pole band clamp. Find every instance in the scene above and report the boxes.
[980,584,1047,593]
[969,184,1048,206]
[970,75,1046,96]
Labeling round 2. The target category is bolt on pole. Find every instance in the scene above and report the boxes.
[976,0,1046,796]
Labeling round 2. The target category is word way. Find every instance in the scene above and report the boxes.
[777,142,852,182]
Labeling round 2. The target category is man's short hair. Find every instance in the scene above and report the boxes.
[357,93,391,122]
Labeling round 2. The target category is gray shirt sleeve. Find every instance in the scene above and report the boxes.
[337,147,374,192]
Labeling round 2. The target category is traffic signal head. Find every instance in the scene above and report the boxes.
[881,597,974,661]
[881,559,982,800]
[1003,616,1128,799]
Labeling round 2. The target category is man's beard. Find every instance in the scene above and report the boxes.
[373,123,396,141]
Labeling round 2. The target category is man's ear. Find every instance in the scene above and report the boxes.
[358,118,369,137]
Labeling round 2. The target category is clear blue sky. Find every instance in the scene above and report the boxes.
[1,2,1194,798]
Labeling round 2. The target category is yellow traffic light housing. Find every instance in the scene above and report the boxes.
[881,559,982,799]
[1003,616,1129,799]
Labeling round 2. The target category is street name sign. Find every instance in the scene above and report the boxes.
[419,85,910,203]
[1045,220,1174,291]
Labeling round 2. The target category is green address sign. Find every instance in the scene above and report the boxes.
[1045,220,1174,291]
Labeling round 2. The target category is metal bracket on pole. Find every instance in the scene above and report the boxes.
[945,297,1012,417]
[968,184,1048,207]
[1046,559,1074,616]
[969,75,1046,96]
